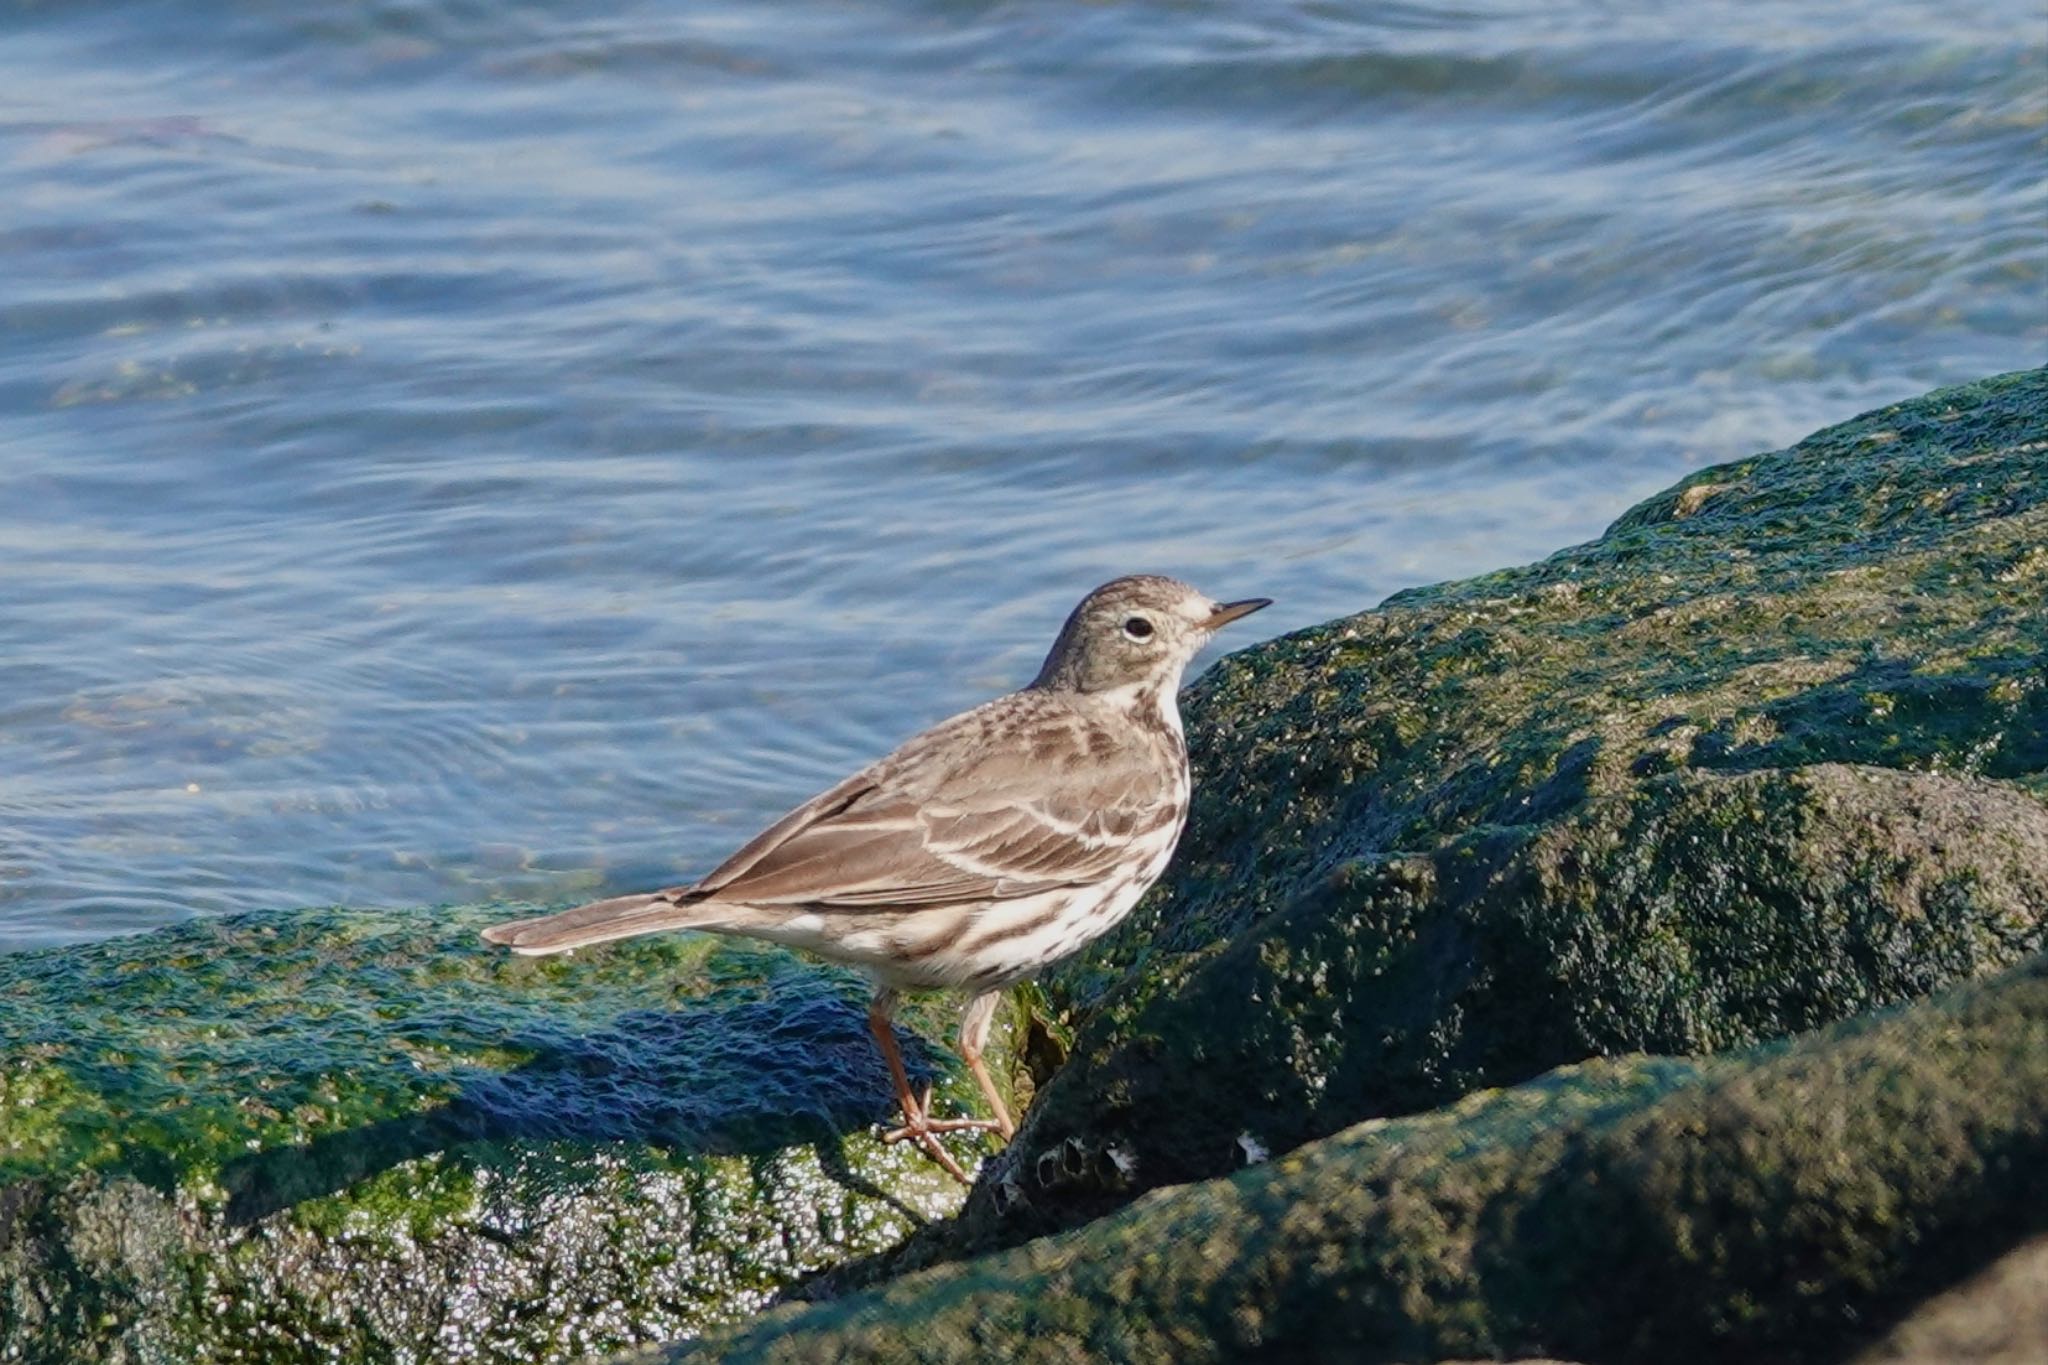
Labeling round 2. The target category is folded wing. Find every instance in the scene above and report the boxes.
[688,697,1178,912]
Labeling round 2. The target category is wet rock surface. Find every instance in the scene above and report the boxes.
[0,907,996,1362]
[6,369,2045,1363]
[958,365,2048,1253]
[755,368,2048,1357]
[656,951,2048,1363]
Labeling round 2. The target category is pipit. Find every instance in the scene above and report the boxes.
[481,575,1269,1181]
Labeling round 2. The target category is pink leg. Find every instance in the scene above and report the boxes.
[958,988,1015,1141]
[867,989,973,1184]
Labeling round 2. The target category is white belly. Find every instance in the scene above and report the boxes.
[874,820,1182,992]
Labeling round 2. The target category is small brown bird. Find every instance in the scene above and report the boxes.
[481,575,1269,1181]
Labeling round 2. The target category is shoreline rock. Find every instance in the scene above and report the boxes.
[655,949,2048,1363]
[935,365,2048,1260]
[0,907,1003,1361]
[3,367,2043,1363]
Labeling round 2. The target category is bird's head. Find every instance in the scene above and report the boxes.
[1031,574,1270,694]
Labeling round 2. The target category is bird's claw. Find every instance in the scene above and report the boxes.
[882,1116,1007,1141]
[880,1083,1004,1184]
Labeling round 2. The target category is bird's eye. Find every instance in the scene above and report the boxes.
[1122,616,1155,641]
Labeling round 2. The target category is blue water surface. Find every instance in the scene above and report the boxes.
[0,0,2041,950]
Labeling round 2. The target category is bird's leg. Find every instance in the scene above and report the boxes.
[882,988,1010,1141]
[958,987,1015,1141]
[867,989,971,1184]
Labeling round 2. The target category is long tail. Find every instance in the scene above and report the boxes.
[479,890,728,956]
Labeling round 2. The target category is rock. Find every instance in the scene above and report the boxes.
[932,366,2048,1254]
[8,370,2046,1363]
[646,951,2048,1363]
[942,763,2048,1245]
[1853,1233,2048,1364]
[0,906,1003,1362]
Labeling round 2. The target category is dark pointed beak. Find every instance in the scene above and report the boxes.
[1204,597,1273,630]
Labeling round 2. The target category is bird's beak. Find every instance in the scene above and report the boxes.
[1204,597,1273,630]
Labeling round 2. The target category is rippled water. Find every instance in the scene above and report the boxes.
[0,0,2041,951]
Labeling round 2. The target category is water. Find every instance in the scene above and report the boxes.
[0,0,2040,952]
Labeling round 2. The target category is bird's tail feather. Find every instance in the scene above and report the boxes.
[479,892,726,955]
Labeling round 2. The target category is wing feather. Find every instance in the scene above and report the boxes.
[683,693,1179,913]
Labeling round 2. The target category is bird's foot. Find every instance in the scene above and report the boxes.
[882,1115,1008,1140]
[881,1085,1004,1184]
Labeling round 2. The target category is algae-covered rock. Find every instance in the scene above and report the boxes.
[10,371,2047,1364]
[945,763,2048,1241]
[945,367,2048,1252]
[0,906,1002,1363]
[1853,1233,2048,1364]
[652,950,2048,1364]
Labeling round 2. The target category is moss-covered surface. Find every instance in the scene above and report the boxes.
[0,905,1008,1363]
[8,370,2046,1363]
[1852,1232,2048,1364]
[1079,367,2048,1014]
[651,950,2048,1364]
[911,366,2048,1259]
[920,763,2047,1252]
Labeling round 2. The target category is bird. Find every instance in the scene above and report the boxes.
[480,575,1270,1182]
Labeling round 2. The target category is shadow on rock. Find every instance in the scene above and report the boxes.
[1692,651,2048,778]
[219,993,944,1225]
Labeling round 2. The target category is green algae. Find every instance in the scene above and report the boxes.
[939,367,2048,1259]
[1108,367,2046,988]
[652,951,2048,1364]
[0,905,998,1362]
[8,370,2047,1362]
[920,764,2048,1260]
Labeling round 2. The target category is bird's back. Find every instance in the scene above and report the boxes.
[483,684,1191,985]
[714,684,1192,989]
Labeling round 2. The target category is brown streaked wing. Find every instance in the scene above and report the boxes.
[684,765,883,898]
[686,694,1180,912]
